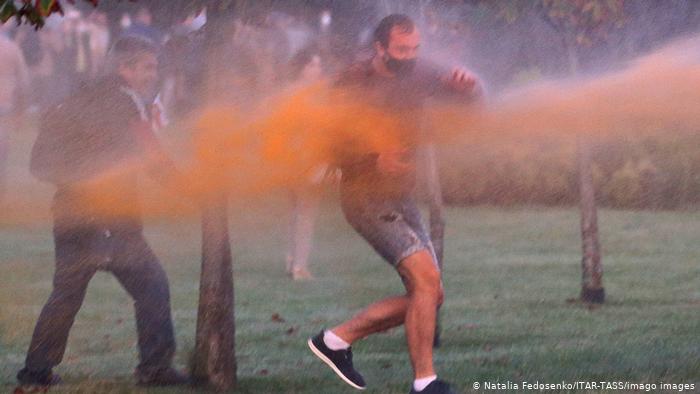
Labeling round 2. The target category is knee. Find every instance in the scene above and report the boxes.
[418,267,441,288]
[139,274,171,303]
[399,250,444,301]
[409,266,442,301]
[418,273,443,306]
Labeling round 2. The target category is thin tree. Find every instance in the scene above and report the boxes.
[533,0,625,304]
[479,0,625,304]
[191,1,237,390]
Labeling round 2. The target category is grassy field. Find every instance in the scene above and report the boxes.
[1,124,699,393]
[1,203,699,393]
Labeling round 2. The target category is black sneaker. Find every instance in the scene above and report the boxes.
[136,367,190,386]
[16,367,62,386]
[307,330,366,390]
[409,379,456,394]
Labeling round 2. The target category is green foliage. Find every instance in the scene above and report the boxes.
[603,159,651,208]
[438,131,700,209]
[0,0,219,29]
[439,138,578,206]
[1,0,47,27]
[0,0,98,28]
[540,0,624,46]
[0,1,17,23]
[482,0,625,47]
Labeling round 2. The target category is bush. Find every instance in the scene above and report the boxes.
[435,131,700,210]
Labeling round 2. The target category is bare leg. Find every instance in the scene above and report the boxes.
[397,250,443,379]
[330,250,443,379]
[331,295,408,343]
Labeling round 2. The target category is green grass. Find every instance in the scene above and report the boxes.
[1,204,699,393]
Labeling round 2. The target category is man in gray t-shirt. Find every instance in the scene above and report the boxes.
[307,14,482,394]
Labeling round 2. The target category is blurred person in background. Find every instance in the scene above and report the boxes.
[160,11,207,117]
[61,9,94,91]
[86,10,111,76]
[237,10,291,96]
[124,6,164,46]
[31,16,76,106]
[284,44,339,280]
[28,23,61,110]
[282,12,313,58]
[0,23,30,199]
[20,11,110,111]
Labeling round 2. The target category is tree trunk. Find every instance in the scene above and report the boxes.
[568,43,605,304]
[192,4,237,390]
[425,144,445,268]
[576,139,605,303]
[193,195,236,390]
[423,144,445,347]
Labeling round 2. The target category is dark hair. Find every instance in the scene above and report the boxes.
[287,44,321,81]
[111,35,159,57]
[373,14,415,49]
[106,36,159,72]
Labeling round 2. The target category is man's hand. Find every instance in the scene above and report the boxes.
[308,163,342,184]
[448,67,477,94]
[377,149,414,176]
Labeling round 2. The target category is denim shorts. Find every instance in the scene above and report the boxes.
[340,180,438,268]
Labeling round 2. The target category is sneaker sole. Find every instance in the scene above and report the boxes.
[307,338,366,390]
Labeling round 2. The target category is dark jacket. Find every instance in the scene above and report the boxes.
[31,76,170,225]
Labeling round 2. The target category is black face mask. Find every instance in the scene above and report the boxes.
[383,54,416,76]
